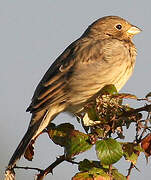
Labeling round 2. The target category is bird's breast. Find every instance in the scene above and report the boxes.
[67,39,136,111]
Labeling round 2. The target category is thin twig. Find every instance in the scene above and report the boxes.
[126,163,134,180]
[14,155,79,180]
[36,155,78,180]
[133,164,140,172]
[123,104,151,117]
[138,113,150,142]
[14,165,43,173]
[137,98,151,103]
[66,159,79,165]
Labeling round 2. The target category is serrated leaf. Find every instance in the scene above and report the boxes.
[96,138,123,165]
[47,123,93,157]
[65,130,93,157]
[122,142,140,164]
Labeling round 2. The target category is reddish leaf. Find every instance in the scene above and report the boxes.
[24,131,44,161]
[141,133,151,157]
[24,140,35,161]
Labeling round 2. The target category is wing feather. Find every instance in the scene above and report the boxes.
[27,38,104,113]
[26,41,76,113]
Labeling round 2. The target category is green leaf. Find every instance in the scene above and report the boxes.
[73,166,126,180]
[47,123,93,157]
[47,123,74,147]
[79,159,94,172]
[96,138,123,165]
[92,128,107,139]
[79,159,101,172]
[100,85,118,95]
[112,169,127,180]
[65,130,93,157]
[72,168,111,180]
[122,142,140,164]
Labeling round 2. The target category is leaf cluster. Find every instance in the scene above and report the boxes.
[15,86,151,180]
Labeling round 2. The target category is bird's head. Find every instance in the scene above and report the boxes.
[83,16,141,41]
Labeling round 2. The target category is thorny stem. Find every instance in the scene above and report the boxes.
[36,155,66,179]
[14,155,79,180]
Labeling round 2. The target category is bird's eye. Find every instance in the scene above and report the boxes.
[116,24,122,30]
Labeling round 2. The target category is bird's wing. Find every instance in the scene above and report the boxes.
[26,41,77,113]
[26,38,106,113]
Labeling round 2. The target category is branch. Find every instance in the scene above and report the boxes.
[13,155,79,180]
[123,104,151,117]
[36,155,78,180]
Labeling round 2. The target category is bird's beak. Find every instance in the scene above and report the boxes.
[127,26,142,35]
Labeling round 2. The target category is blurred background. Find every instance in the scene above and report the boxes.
[0,0,150,179]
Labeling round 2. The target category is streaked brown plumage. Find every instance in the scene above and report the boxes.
[5,16,141,179]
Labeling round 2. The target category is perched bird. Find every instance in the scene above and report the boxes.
[5,16,141,179]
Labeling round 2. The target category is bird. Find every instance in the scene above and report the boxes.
[5,16,141,179]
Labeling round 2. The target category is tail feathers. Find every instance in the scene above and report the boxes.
[7,121,41,170]
[5,105,65,180]
[4,124,39,180]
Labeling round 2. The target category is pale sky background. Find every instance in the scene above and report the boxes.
[0,1,151,180]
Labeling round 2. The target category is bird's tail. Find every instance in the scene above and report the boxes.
[4,118,43,180]
[5,105,64,180]
[8,120,42,170]
[4,109,52,180]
